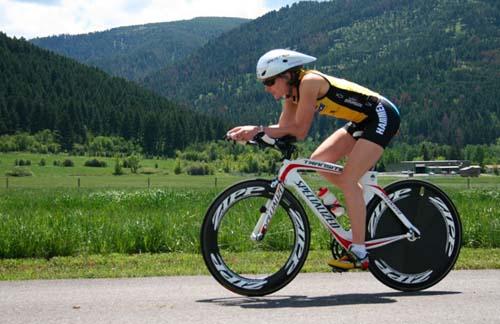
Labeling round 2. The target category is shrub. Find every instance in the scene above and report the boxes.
[125,155,141,174]
[15,159,31,166]
[181,151,209,162]
[5,167,33,177]
[174,159,182,175]
[39,159,46,166]
[140,167,160,175]
[84,159,107,167]
[62,159,74,167]
[113,158,124,175]
[186,163,214,176]
[72,144,86,156]
[240,156,260,173]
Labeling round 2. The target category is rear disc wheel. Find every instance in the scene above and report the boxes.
[366,180,462,291]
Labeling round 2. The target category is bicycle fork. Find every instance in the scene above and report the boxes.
[251,180,284,241]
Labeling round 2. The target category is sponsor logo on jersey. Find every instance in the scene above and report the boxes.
[344,97,363,108]
[376,104,388,135]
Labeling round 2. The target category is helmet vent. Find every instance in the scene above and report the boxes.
[283,59,288,63]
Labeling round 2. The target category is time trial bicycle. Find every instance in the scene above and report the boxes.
[200,134,462,296]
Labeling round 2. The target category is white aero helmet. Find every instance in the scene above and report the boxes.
[256,49,317,80]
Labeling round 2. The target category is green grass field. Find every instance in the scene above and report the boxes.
[0,152,246,189]
[1,248,499,281]
[1,152,499,190]
[0,152,498,279]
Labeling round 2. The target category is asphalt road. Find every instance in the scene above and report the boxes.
[1,270,499,324]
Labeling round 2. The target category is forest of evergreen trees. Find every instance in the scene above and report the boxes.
[31,17,249,81]
[0,32,228,157]
[1,1,499,161]
[144,0,500,148]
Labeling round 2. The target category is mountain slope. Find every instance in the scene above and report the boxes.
[142,0,500,147]
[0,32,227,155]
[31,17,249,81]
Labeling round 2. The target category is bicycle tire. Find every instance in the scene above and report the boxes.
[366,179,462,291]
[201,179,310,296]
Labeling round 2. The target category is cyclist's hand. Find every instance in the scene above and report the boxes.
[226,125,260,142]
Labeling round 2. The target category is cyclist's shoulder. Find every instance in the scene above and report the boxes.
[300,69,331,88]
[302,69,345,87]
[301,69,331,79]
[302,69,363,87]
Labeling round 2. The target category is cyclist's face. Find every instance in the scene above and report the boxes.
[264,74,288,100]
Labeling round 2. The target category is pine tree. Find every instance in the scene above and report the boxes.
[57,110,74,151]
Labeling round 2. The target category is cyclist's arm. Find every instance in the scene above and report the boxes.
[264,75,320,140]
[227,75,322,141]
[268,103,296,129]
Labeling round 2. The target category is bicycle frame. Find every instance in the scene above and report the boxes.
[251,158,421,251]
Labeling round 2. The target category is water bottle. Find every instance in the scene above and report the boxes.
[317,187,345,217]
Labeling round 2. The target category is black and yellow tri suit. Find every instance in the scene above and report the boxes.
[299,69,401,148]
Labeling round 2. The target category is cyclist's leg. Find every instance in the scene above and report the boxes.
[336,100,400,246]
[310,127,356,187]
[324,139,382,270]
[311,127,382,244]
[338,139,383,245]
[310,127,372,245]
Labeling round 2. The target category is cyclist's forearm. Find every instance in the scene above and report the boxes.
[264,124,307,140]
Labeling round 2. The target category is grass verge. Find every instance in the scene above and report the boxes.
[0,248,498,281]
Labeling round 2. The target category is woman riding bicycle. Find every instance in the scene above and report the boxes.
[227,49,401,270]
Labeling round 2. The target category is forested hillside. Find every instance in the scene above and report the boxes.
[0,33,227,156]
[31,17,249,81]
[143,0,500,147]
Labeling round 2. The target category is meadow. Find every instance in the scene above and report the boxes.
[0,152,498,278]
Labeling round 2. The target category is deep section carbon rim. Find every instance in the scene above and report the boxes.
[201,179,310,296]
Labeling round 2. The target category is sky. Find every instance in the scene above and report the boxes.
[0,0,306,39]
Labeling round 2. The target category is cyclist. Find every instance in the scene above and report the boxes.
[227,49,400,270]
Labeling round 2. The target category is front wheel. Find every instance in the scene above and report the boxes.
[366,180,462,291]
[201,179,310,296]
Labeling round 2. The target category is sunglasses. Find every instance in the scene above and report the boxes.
[262,76,278,87]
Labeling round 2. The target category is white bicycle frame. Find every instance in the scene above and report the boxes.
[251,158,421,251]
